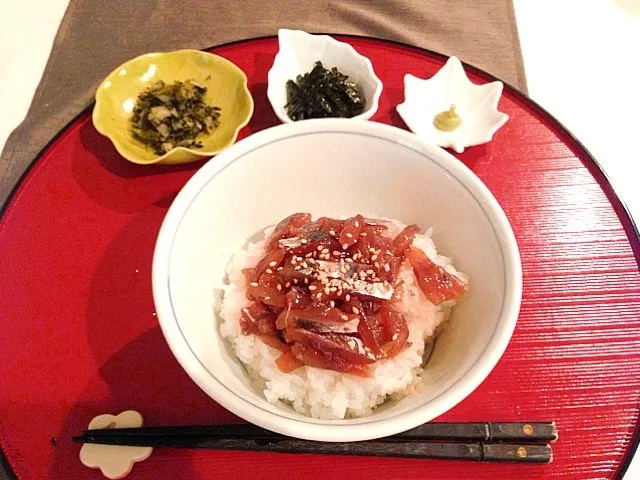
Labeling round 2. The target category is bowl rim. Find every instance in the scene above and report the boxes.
[266,29,383,124]
[152,118,522,442]
[92,49,254,165]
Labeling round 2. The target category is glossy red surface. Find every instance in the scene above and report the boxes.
[1,37,639,480]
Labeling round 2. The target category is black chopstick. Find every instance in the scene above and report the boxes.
[72,434,553,463]
[75,422,558,443]
[72,422,557,463]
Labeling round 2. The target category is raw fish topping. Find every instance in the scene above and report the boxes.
[240,214,468,375]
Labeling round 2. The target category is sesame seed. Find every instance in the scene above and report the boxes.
[277,284,282,291]
[304,278,309,284]
[300,238,308,244]
[374,262,380,269]
[354,220,360,228]
[337,290,343,296]
[265,269,273,274]
[366,269,374,275]
[341,315,349,321]
[330,230,336,236]
[316,292,323,299]
[352,307,360,315]
[321,248,329,254]
[301,262,308,269]
[392,333,399,341]
[285,282,291,288]
[342,243,349,250]
[324,287,331,295]
[371,254,378,261]
[384,264,391,272]
[269,261,278,267]
[297,256,304,262]
[264,296,270,300]
[333,251,341,256]
[330,287,338,292]
[360,232,367,237]
[346,233,353,239]
[305,252,312,258]
[317,245,324,251]
[345,294,351,301]
[369,248,376,253]
[294,265,301,271]
[250,282,259,287]
[346,258,353,263]
[291,259,297,265]
[293,279,299,284]
[277,267,283,271]
[308,285,317,291]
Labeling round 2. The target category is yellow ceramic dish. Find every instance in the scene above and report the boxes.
[93,50,254,165]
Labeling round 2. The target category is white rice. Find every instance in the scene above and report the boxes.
[219,218,467,420]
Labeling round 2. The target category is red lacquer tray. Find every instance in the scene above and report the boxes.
[1,36,640,480]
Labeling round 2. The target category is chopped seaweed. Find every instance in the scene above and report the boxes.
[284,62,365,121]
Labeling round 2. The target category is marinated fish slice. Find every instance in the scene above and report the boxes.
[294,260,394,300]
[294,317,360,333]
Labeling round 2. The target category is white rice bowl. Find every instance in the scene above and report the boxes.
[219,217,468,420]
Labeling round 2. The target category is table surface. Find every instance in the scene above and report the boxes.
[1,1,639,478]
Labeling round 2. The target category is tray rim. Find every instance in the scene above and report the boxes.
[0,34,638,480]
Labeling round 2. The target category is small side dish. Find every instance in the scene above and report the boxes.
[396,56,508,153]
[93,49,253,165]
[131,80,221,155]
[267,29,382,124]
[220,213,469,419]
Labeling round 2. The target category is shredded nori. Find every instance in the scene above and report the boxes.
[284,61,365,121]
[130,80,221,155]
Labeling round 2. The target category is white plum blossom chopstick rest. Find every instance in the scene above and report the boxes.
[79,410,153,479]
[396,56,508,153]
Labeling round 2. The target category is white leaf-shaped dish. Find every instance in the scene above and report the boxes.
[267,29,383,123]
[396,56,508,153]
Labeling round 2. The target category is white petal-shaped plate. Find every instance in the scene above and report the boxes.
[267,29,383,123]
[396,56,508,153]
